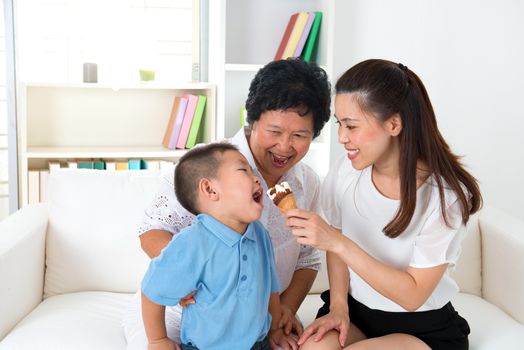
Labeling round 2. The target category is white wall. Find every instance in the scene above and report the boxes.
[329,0,524,221]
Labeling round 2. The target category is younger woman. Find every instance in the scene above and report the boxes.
[287,59,482,350]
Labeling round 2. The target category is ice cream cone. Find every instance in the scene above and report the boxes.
[266,181,297,214]
[277,193,297,213]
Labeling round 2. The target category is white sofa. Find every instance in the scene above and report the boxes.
[1,170,523,349]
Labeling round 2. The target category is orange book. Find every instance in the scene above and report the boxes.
[162,96,182,148]
[274,13,298,60]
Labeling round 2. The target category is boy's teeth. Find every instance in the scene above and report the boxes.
[348,149,359,155]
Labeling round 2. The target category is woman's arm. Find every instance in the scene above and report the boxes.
[280,268,317,315]
[297,251,351,346]
[140,229,173,258]
[326,251,349,314]
[287,209,447,312]
[333,236,447,312]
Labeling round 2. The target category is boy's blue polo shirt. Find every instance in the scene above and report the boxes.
[142,214,280,350]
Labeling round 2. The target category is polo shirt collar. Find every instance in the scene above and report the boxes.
[197,213,257,247]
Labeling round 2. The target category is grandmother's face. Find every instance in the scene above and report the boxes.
[248,109,314,187]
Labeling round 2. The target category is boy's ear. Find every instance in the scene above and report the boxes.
[199,178,219,201]
[387,113,402,136]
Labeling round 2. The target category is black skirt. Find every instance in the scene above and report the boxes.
[317,290,470,350]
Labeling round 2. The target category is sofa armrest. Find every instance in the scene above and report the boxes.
[480,205,524,324]
[0,204,48,340]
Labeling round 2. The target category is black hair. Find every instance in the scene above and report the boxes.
[174,143,239,215]
[245,58,331,138]
[336,59,482,237]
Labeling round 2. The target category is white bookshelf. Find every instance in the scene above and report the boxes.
[18,82,216,206]
[209,0,334,178]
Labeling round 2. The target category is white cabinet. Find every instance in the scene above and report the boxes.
[17,82,216,206]
[209,0,334,178]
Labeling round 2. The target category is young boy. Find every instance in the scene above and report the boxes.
[141,143,295,350]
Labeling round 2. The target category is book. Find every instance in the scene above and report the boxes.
[128,159,143,170]
[282,12,309,59]
[39,170,50,202]
[162,96,182,148]
[105,161,116,171]
[176,94,198,149]
[78,160,94,169]
[116,162,129,170]
[293,12,315,57]
[67,161,78,169]
[274,13,298,60]
[28,170,40,204]
[185,95,207,149]
[94,159,105,170]
[167,97,189,149]
[301,12,322,63]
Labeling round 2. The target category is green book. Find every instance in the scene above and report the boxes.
[78,160,94,169]
[93,160,105,170]
[301,12,322,63]
[185,95,207,148]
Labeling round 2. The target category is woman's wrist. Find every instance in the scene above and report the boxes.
[329,299,349,314]
[329,227,348,255]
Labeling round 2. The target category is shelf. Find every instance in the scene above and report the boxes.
[225,64,263,72]
[21,82,215,91]
[25,146,187,159]
[18,82,217,208]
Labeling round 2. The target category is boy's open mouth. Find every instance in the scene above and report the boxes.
[252,188,263,203]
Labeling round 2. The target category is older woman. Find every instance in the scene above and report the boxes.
[123,58,331,350]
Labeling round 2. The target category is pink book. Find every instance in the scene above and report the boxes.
[176,94,198,149]
[168,97,188,149]
[293,12,315,57]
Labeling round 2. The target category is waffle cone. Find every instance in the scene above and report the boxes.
[277,194,297,213]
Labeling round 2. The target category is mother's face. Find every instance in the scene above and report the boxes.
[249,109,314,186]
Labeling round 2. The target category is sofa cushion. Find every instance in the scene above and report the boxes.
[452,292,524,349]
[0,292,133,350]
[44,170,161,297]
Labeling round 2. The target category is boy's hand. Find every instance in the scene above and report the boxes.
[268,328,299,350]
[147,337,179,350]
[279,304,303,336]
[179,290,196,308]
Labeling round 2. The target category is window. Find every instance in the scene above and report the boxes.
[1,1,10,219]
[15,0,198,84]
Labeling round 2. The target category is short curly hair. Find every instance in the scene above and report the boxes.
[245,58,331,138]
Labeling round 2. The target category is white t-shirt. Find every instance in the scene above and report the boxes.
[138,128,322,290]
[322,154,466,312]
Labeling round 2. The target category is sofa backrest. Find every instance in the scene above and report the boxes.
[44,170,162,298]
[42,169,483,299]
[452,213,482,296]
